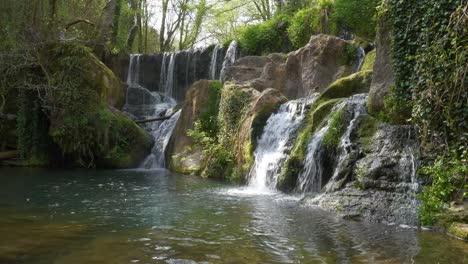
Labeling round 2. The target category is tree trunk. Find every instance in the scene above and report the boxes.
[97,0,117,55]
[111,0,123,47]
[159,0,168,51]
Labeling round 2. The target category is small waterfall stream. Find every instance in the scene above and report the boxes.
[220,40,237,81]
[248,97,316,192]
[354,47,366,72]
[141,110,181,169]
[295,126,329,193]
[209,44,222,80]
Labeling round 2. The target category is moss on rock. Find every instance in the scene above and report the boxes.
[357,114,379,152]
[361,50,376,72]
[318,70,373,103]
[448,223,468,240]
[278,98,341,191]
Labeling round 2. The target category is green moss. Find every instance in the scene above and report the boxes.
[278,99,341,191]
[318,70,373,103]
[322,108,346,149]
[361,49,376,72]
[448,223,468,240]
[353,163,367,190]
[357,114,379,152]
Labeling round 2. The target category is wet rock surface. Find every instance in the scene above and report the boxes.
[304,121,421,226]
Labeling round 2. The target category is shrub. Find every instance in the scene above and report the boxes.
[286,0,336,49]
[418,150,467,225]
[334,0,379,40]
[238,15,290,56]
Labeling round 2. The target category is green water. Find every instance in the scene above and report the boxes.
[0,168,466,264]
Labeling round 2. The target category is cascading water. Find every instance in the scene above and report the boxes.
[124,53,180,169]
[141,110,181,169]
[353,47,366,72]
[164,53,177,98]
[324,94,367,192]
[248,96,317,192]
[295,126,328,193]
[209,44,222,80]
[127,54,141,86]
[297,94,368,194]
[220,40,237,81]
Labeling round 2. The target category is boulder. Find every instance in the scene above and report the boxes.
[367,6,395,114]
[167,80,216,174]
[96,107,153,169]
[222,56,271,83]
[223,34,359,100]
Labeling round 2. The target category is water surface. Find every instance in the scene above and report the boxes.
[0,168,466,263]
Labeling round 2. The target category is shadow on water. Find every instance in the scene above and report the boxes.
[0,168,466,264]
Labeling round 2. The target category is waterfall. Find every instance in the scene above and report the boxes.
[127,54,141,86]
[353,47,366,72]
[220,40,237,81]
[295,96,366,193]
[209,44,222,80]
[141,109,181,169]
[324,94,367,192]
[124,53,180,169]
[295,126,329,193]
[248,97,316,191]
[159,52,168,94]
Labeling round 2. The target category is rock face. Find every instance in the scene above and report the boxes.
[167,80,215,174]
[367,7,395,114]
[303,116,421,226]
[167,80,287,178]
[223,34,359,99]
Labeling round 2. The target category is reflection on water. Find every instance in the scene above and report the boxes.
[0,168,466,264]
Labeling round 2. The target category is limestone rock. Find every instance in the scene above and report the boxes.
[224,34,358,100]
[367,7,395,114]
[167,80,215,174]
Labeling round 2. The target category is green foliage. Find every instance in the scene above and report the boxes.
[198,81,223,137]
[418,150,467,226]
[334,0,379,40]
[188,84,253,181]
[17,90,50,163]
[238,15,290,56]
[288,8,324,49]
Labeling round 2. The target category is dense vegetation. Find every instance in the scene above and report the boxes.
[384,0,467,225]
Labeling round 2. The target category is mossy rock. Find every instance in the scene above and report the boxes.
[278,99,341,192]
[357,114,379,152]
[318,70,373,103]
[448,223,468,240]
[41,42,125,109]
[96,108,153,168]
[361,50,376,72]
